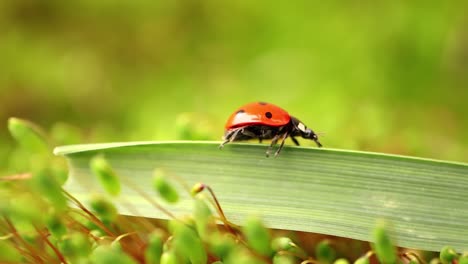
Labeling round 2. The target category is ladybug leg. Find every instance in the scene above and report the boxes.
[219,139,229,148]
[259,129,272,143]
[261,129,272,139]
[240,129,257,139]
[274,132,290,157]
[219,128,242,148]
[266,134,281,157]
[290,136,300,146]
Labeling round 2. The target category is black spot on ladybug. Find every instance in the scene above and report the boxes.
[265,112,273,119]
[236,109,245,114]
[258,102,268,105]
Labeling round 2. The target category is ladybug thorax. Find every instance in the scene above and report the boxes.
[225,102,291,129]
[297,122,306,132]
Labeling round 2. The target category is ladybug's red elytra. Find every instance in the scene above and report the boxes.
[220,102,322,157]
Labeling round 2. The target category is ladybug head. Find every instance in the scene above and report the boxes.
[291,117,322,147]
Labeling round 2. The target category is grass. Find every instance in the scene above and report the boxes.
[55,141,468,252]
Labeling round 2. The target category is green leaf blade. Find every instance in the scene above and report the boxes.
[54,141,468,252]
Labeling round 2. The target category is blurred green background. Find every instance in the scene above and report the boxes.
[1,1,467,174]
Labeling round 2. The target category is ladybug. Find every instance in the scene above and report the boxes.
[220,102,322,157]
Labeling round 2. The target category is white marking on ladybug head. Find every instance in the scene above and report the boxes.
[297,122,306,132]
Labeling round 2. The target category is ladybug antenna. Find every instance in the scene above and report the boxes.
[316,132,326,137]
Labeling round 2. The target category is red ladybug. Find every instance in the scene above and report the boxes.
[220,102,322,157]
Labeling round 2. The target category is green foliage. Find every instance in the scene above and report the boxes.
[372,221,397,264]
[89,195,118,223]
[58,232,93,260]
[208,233,238,260]
[49,158,69,185]
[152,168,179,204]
[193,197,213,240]
[334,258,351,264]
[160,251,179,264]
[440,246,458,264]
[459,254,468,264]
[407,256,420,264]
[90,245,138,264]
[316,240,337,264]
[144,230,165,264]
[90,155,121,196]
[169,220,207,264]
[30,168,67,211]
[271,237,294,252]
[8,192,45,226]
[45,210,67,239]
[273,254,296,264]
[223,247,264,264]
[354,255,370,264]
[0,240,22,262]
[243,215,272,257]
[7,117,49,155]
